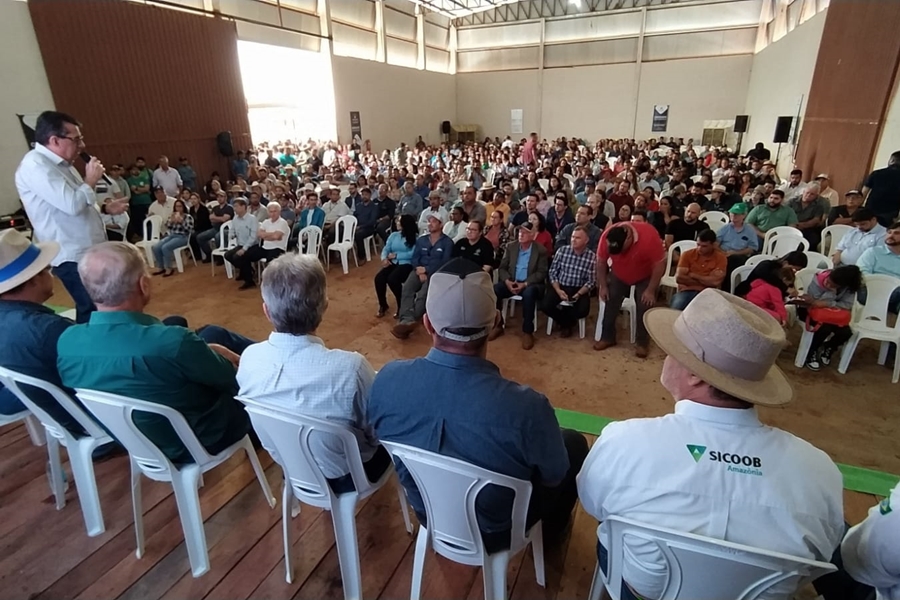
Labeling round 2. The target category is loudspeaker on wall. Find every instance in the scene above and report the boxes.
[216,131,234,157]
[441,121,451,135]
[734,115,749,133]
[773,117,793,144]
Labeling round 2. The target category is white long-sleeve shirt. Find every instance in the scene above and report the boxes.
[842,486,900,600]
[577,400,844,600]
[15,144,106,266]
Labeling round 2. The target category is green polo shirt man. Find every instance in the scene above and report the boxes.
[57,242,251,464]
[746,189,798,243]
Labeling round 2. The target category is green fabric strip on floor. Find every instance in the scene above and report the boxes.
[554,408,899,498]
[45,304,71,314]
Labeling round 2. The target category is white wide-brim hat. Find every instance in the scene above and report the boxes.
[0,229,59,295]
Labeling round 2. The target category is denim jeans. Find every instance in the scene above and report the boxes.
[151,234,188,270]
[51,261,96,324]
[669,290,701,311]
[195,227,220,260]
[493,282,543,334]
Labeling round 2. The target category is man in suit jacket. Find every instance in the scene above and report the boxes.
[489,222,548,350]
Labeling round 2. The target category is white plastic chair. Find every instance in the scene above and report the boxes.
[837,274,900,383]
[0,409,45,446]
[135,215,163,267]
[791,267,823,368]
[455,180,469,193]
[762,226,805,256]
[381,441,545,600]
[594,285,637,344]
[563,173,576,186]
[546,315,586,339]
[699,211,728,233]
[660,241,698,292]
[821,224,852,256]
[502,295,538,330]
[745,253,777,268]
[0,366,113,536]
[538,178,550,192]
[588,515,836,600]
[730,264,755,294]
[297,225,323,259]
[172,241,197,273]
[237,399,412,594]
[769,235,809,258]
[211,222,236,278]
[326,215,359,275]
[804,251,834,270]
[74,389,275,577]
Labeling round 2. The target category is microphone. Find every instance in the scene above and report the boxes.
[79,152,114,186]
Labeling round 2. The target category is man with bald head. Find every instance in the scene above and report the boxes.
[56,242,257,463]
[664,202,709,248]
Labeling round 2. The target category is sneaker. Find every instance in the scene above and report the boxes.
[819,347,834,366]
[806,355,822,372]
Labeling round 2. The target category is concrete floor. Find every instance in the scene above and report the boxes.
[51,255,900,477]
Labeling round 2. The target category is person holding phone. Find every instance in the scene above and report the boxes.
[15,111,126,323]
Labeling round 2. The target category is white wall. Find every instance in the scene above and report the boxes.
[0,0,55,215]
[331,55,456,151]
[456,55,752,141]
[743,10,826,177]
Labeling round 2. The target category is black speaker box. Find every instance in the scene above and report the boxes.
[441,121,451,135]
[773,117,793,143]
[734,115,749,133]
[216,131,234,156]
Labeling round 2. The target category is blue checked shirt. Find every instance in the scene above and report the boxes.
[550,245,597,290]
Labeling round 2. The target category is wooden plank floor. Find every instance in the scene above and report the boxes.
[0,425,880,600]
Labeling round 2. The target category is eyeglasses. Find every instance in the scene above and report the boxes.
[61,135,84,143]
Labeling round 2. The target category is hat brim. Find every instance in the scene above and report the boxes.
[0,240,59,295]
[644,307,793,407]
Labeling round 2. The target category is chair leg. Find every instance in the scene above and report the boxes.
[170,466,209,578]
[795,330,814,368]
[837,333,861,374]
[70,439,105,536]
[394,474,413,534]
[244,438,276,508]
[587,561,605,600]
[340,250,349,275]
[331,493,363,600]
[892,344,900,384]
[628,308,636,345]
[47,435,66,510]
[579,318,586,339]
[174,250,184,273]
[878,341,889,366]
[482,550,510,600]
[282,478,293,583]
[546,318,554,336]
[530,524,546,587]
[410,526,430,600]
[211,256,216,277]
[131,458,145,558]
[224,261,234,279]
[24,416,45,446]
[594,301,606,341]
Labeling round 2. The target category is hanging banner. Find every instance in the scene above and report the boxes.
[652,105,669,133]
[510,109,523,135]
[350,111,362,144]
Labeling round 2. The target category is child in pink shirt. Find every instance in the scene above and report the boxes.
[742,267,795,325]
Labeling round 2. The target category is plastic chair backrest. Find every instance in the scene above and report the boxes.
[298,225,323,257]
[381,441,533,562]
[821,224,852,257]
[665,240,697,274]
[335,215,357,245]
[763,226,803,255]
[74,389,217,476]
[538,178,549,192]
[731,264,754,294]
[455,181,469,193]
[0,366,108,442]
[237,398,374,506]
[745,254,776,268]
[219,221,235,249]
[793,267,819,296]
[770,235,809,258]
[143,215,163,242]
[699,211,728,226]
[804,251,833,270]
[856,274,900,328]
[603,515,836,600]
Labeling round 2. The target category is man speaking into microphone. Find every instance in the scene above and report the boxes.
[15,111,125,323]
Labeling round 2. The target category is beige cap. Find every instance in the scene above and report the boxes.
[426,258,497,342]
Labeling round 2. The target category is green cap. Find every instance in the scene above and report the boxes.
[729,202,749,215]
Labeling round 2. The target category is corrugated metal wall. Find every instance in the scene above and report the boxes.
[796,0,900,194]
[28,0,252,184]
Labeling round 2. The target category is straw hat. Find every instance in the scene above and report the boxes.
[644,289,793,406]
[0,229,59,295]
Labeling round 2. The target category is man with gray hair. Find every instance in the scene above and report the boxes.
[56,241,257,464]
[369,258,588,552]
[789,183,828,250]
[237,254,389,491]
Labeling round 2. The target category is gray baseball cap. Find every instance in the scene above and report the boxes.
[426,258,497,342]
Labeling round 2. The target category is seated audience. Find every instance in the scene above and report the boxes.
[827,189,865,226]
[546,193,575,239]
[484,210,510,267]
[489,223,548,350]
[703,183,737,212]
[542,226,596,337]
[148,186,176,232]
[665,202,708,248]
[716,202,759,283]
[613,204,633,224]
[237,254,388,492]
[734,250,808,299]
[187,192,212,260]
[797,265,863,372]
[353,186,379,261]
[57,242,256,465]
[746,190,798,245]
[442,206,468,242]
[398,180,425,217]
[528,211,554,257]
[779,168,807,202]
[151,199,193,277]
[223,198,261,290]
[197,190,234,263]
[790,183,827,250]
[452,219,494,272]
[417,191,449,236]
[815,173,840,207]
[368,258,588,552]
[454,185,487,225]
[390,215,453,339]
[374,215,418,318]
[556,204,602,252]
[856,220,900,313]
[742,265,795,326]
[578,289,844,600]
[374,183,397,242]
[322,187,351,244]
[831,208,885,266]
[670,229,726,310]
[607,181,634,213]
[594,221,666,358]
[296,191,325,232]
